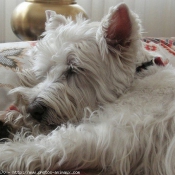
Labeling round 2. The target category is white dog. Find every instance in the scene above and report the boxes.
[0,3,175,175]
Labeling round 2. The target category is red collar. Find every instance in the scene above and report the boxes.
[136,57,169,72]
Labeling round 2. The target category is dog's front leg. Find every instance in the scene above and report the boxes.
[0,121,139,174]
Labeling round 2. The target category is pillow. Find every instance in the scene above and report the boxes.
[0,41,35,110]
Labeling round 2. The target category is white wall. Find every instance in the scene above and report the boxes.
[0,0,175,43]
[0,0,23,43]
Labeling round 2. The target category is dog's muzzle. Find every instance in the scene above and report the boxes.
[27,101,46,122]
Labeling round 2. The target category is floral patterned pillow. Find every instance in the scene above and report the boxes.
[0,42,34,110]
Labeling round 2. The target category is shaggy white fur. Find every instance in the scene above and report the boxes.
[0,3,175,175]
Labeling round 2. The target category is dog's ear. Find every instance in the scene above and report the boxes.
[97,3,139,54]
[105,3,131,47]
[45,10,67,31]
[45,10,57,23]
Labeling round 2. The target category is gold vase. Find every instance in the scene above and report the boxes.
[11,0,88,41]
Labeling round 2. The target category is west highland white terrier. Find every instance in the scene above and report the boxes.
[0,3,175,175]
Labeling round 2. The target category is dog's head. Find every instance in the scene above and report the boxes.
[12,3,143,127]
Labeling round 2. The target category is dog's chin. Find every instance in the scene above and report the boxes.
[42,123,58,131]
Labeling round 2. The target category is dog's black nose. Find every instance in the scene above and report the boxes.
[27,102,46,122]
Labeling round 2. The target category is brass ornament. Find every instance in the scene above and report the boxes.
[11,0,88,41]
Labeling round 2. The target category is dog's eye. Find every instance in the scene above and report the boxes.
[68,65,74,74]
[66,65,84,78]
[65,65,75,79]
